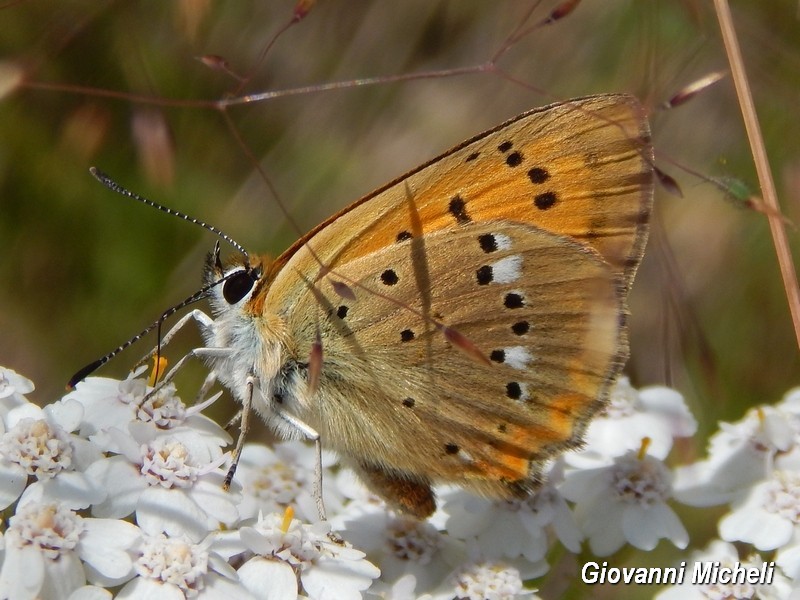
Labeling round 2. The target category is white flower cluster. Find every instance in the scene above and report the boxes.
[655,390,800,599]
[0,363,796,599]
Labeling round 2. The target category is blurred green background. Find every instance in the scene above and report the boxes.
[1,1,798,596]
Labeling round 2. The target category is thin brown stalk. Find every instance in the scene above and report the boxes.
[712,0,800,350]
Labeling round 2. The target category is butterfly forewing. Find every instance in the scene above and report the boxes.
[273,94,653,290]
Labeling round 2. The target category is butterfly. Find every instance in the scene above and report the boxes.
[195,94,653,518]
[76,94,653,519]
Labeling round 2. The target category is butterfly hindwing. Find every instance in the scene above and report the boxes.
[273,221,620,513]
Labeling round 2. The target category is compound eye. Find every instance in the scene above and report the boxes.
[222,269,257,304]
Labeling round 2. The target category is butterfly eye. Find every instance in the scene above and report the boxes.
[222,269,259,305]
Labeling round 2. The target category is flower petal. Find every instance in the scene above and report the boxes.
[67,585,113,600]
[0,540,45,599]
[86,457,146,518]
[79,519,140,578]
[238,557,297,600]
[136,487,210,541]
[0,461,27,509]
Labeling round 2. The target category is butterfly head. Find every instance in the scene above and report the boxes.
[203,244,271,317]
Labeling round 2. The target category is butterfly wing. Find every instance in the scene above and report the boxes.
[276,220,621,515]
[261,94,653,515]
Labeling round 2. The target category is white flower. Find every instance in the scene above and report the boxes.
[86,425,239,541]
[133,385,231,464]
[0,366,34,399]
[719,470,800,551]
[561,446,688,556]
[429,557,541,600]
[441,476,580,561]
[63,370,149,440]
[366,573,419,600]
[656,540,792,600]
[342,510,464,595]
[66,372,230,463]
[0,501,140,600]
[675,405,795,506]
[236,441,342,524]
[117,533,249,599]
[0,400,104,510]
[567,378,695,468]
[237,510,380,600]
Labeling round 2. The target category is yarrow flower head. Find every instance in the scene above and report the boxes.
[559,379,692,558]
[66,371,231,464]
[718,470,800,551]
[441,488,578,562]
[442,558,540,600]
[2,417,73,480]
[62,369,150,440]
[236,509,380,599]
[236,441,343,523]
[0,399,104,510]
[656,540,792,600]
[117,533,248,599]
[14,363,789,599]
[342,509,464,595]
[0,501,139,600]
[567,377,697,468]
[674,404,797,506]
[85,424,239,541]
[561,441,689,556]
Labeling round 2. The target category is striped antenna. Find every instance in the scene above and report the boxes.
[89,167,248,259]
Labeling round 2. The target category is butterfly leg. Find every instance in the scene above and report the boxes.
[272,409,329,523]
[195,369,220,404]
[135,309,216,370]
[143,346,232,402]
[133,307,231,403]
[224,373,255,490]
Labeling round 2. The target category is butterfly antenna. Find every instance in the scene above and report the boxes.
[89,167,249,259]
[67,258,237,388]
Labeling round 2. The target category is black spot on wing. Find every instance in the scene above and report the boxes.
[506,151,523,167]
[534,192,557,210]
[448,195,471,224]
[381,269,399,286]
[504,293,525,309]
[511,321,530,335]
[478,234,498,253]
[476,265,493,285]
[528,167,549,184]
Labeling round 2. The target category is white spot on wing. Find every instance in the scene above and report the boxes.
[491,255,522,284]
[518,382,530,402]
[494,233,512,251]
[504,346,533,370]
[457,449,474,464]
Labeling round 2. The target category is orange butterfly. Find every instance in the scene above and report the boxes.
[202,94,652,517]
[76,94,653,519]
